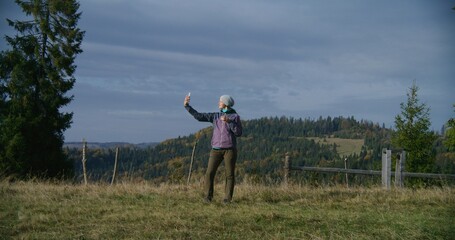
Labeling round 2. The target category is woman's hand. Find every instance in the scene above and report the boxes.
[184,95,190,106]
[220,115,230,123]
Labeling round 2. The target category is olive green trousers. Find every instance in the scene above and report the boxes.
[204,148,237,202]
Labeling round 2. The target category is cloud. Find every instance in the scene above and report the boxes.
[2,0,454,142]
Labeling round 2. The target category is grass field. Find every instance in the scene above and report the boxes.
[306,137,365,156]
[1,180,454,239]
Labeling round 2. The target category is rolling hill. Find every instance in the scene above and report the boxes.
[66,116,396,183]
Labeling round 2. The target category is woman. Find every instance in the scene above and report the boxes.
[184,94,242,204]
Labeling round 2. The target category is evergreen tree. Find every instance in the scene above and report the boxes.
[392,82,437,172]
[0,0,84,178]
[443,104,455,152]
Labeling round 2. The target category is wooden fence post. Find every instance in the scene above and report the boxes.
[284,153,291,185]
[382,148,391,190]
[187,138,198,185]
[111,147,119,185]
[395,151,406,188]
[82,139,88,186]
[401,151,406,183]
[344,158,349,188]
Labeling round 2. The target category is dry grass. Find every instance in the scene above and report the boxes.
[1,180,454,239]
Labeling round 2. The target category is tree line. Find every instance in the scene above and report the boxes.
[64,114,455,184]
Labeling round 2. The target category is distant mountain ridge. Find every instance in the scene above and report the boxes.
[64,142,159,149]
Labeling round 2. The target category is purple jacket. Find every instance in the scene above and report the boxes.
[185,105,242,149]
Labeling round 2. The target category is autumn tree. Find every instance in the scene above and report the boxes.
[0,0,84,178]
[392,82,437,172]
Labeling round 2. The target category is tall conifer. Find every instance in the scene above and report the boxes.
[0,0,84,178]
[392,82,436,172]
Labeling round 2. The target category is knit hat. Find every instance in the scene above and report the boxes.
[220,95,234,107]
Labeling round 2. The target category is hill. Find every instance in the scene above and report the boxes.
[64,115,455,184]
[66,116,396,183]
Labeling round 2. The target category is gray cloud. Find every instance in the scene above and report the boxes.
[1,0,454,143]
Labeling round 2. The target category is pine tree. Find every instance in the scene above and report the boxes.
[392,82,437,172]
[0,0,84,178]
[443,104,455,152]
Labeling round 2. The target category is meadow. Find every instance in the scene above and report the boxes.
[1,180,454,239]
[305,137,365,156]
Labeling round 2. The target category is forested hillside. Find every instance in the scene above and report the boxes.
[65,116,454,184]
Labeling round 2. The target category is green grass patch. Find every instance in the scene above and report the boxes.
[1,181,454,239]
[307,137,365,156]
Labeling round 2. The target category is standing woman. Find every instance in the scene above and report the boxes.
[184,94,242,204]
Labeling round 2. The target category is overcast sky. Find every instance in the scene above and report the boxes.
[1,0,454,143]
